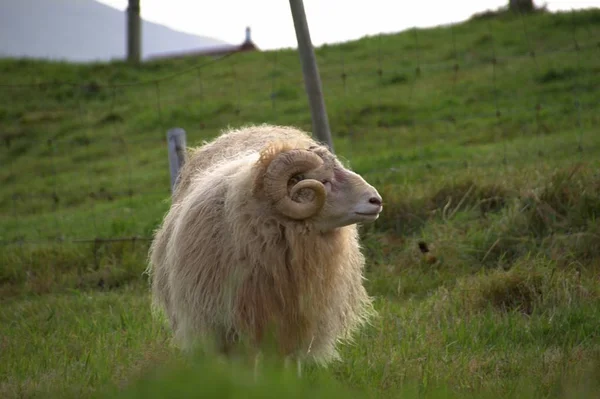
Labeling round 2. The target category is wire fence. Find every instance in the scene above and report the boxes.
[1,6,599,250]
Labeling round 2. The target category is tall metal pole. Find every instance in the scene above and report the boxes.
[127,0,141,64]
[288,0,334,152]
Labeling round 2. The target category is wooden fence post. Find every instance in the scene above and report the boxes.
[127,0,142,64]
[167,127,187,194]
[288,0,334,152]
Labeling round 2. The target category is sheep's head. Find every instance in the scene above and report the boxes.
[256,143,383,231]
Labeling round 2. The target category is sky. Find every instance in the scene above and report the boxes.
[96,0,600,50]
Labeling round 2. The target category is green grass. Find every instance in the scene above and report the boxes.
[2,7,600,399]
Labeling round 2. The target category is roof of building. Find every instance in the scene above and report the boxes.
[147,27,259,60]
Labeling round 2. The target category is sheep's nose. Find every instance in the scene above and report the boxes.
[369,196,382,206]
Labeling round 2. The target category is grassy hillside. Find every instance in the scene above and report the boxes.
[1,7,600,399]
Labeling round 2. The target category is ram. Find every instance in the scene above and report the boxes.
[147,124,383,370]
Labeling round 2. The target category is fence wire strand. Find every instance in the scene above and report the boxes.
[2,6,599,248]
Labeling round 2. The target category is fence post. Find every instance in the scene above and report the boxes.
[288,0,334,153]
[167,127,187,195]
[127,0,142,64]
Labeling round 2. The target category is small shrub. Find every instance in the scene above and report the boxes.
[453,265,544,315]
[97,112,124,126]
[536,68,579,84]
[382,72,409,86]
[521,164,600,237]
[429,180,511,216]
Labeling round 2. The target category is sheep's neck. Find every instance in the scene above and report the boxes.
[235,225,350,357]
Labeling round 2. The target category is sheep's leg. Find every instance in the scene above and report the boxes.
[284,356,292,370]
[283,355,302,378]
[253,352,262,382]
[216,334,232,357]
[296,358,302,378]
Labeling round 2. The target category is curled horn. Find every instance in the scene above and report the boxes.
[263,149,326,220]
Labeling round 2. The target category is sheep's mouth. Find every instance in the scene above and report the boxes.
[355,211,381,219]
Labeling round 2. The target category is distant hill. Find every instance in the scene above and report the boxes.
[0,0,231,63]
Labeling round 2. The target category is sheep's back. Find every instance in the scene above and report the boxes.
[161,154,259,347]
[173,124,318,203]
